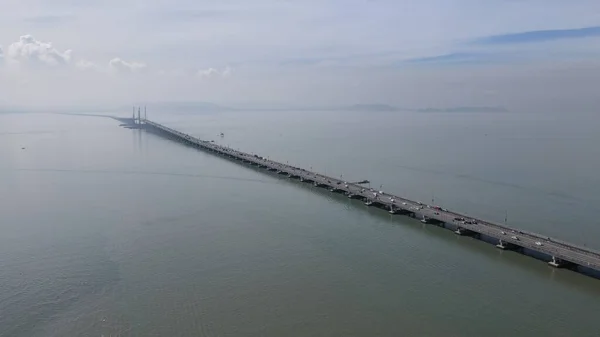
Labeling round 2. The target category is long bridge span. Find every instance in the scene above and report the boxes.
[134,117,600,278]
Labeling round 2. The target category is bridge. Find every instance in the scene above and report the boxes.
[133,117,600,278]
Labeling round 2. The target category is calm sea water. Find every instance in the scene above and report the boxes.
[1,110,599,336]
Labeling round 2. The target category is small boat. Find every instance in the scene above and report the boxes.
[220,133,224,137]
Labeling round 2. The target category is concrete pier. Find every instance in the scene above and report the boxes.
[454,227,479,236]
[137,118,600,279]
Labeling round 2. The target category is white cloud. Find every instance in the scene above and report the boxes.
[108,57,147,73]
[7,35,72,66]
[197,66,232,79]
[197,67,219,78]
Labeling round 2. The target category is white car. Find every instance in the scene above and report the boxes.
[535,242,543,246]
[511,236,519,241]
[402,202,407,205]
[501,231,506,235]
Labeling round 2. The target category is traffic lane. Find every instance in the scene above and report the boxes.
[427,212,600,265]
[467,217,600,257]
[443,217,600,264]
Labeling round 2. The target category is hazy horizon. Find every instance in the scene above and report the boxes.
[0,100,513,114]
[2,0,600,112]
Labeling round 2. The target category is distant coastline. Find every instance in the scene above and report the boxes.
[416,106,508,113]
[340,104,508,113]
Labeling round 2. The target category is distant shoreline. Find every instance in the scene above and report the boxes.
[415,106,508,113]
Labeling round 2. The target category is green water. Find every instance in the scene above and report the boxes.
[1,110,599,336]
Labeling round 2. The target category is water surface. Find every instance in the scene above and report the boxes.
[1,110,599,336]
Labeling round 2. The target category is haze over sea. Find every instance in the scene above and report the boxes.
[1,108,600,336]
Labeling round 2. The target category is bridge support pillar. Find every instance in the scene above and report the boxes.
[549,256,563,268]
[389,205,397,214]
[454,227,477,236]
[496,240,517,250]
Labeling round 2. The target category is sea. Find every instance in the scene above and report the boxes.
[1,108,599,336]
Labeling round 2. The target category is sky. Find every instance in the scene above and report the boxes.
[1,0,600,111]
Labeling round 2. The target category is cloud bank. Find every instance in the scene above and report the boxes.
[2,0,600,111]
[7,35,72,66]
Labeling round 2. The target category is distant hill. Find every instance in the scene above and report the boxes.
[417,106,508,113]
[338,104,507,113]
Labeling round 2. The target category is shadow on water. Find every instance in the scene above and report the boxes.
[137,124,600,289]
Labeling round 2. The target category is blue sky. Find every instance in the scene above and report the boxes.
[1,0,600,110]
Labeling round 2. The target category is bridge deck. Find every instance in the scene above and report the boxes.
[141,119,600,274]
